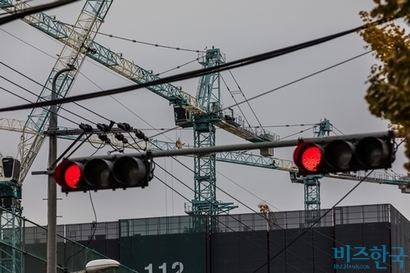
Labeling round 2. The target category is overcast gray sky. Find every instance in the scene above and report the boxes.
[1,0,409,226]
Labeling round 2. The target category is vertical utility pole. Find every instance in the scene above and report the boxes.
[48,67,74,273]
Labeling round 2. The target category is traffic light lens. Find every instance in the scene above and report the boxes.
[356,137,389,168]
[324,140,354,171]
[64,164,82,189]
[84,159,112,189]
[300,146,323,172]
[113,157,147,187]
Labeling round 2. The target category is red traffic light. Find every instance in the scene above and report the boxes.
[293,142,324,173]
[54,160,84,190]
[293,136,394,175]
[54,156,153,193]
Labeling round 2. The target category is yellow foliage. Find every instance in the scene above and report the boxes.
[358,8,410,178]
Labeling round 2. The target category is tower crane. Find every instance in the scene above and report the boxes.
[1,1,410,267]
[0,0,279,228]
[2,0,410,220]
[0,1,114,272]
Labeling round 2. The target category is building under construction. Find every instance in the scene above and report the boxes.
[15,203,409,273]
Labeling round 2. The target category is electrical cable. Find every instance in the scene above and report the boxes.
[1,4,398,268]
[150,143,363,271]
[88,135,109,150]
[0,61,107,124]
[0,28,197,127]
[149,141,282,214]
[0,27,374,146]
[0,48,370,146]
[155,162,371,273]
[0,28,55,58]
[222,51,371,112]
[2,10,400,266]
[0,0,79,25]
[0,85,80,125]
[0,18,384,112]
[216,170,281,212]
[252,170,375,272]
[125,132,146,151]
[0,78,95,125]
[153,172,319,273]
[1,26,198,128]
[64,190,98,271]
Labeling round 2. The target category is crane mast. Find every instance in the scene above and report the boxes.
[191,48,236,229]
[16,0,113,186]
[0,1,114,273]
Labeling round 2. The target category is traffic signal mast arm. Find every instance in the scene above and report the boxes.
[149,139,409,189]
[0,118,405,190]
[57,130,407,190]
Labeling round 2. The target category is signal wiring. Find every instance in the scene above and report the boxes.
[64,190,98,271]
[87,141,106,157]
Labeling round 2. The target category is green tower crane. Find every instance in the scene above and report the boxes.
[0,1,114,272]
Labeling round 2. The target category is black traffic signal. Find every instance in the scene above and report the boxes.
[293,136,395,175]
[54,156,154,193]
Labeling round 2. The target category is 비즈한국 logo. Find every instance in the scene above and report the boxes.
[333,245,407,270]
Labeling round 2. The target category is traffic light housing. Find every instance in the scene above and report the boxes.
[54,156,154,193]
[293,136,395,175]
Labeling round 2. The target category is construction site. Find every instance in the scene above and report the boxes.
[1,0,410,272]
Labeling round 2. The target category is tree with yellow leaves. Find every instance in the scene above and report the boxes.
[358,1,410,173]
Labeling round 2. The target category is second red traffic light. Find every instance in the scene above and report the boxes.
[293,136,394,175]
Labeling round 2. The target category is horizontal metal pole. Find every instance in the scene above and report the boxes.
[68,131,395,160]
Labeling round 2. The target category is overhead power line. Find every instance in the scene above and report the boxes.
[0,0,79,25]
[0,17,391,113]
